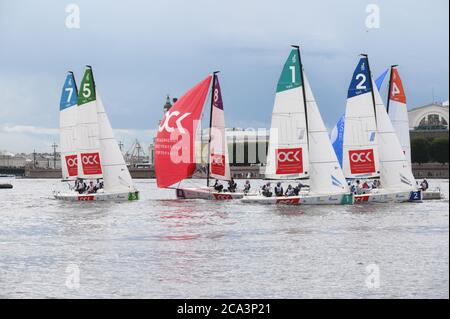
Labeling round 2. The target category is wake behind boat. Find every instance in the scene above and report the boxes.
[155,72,244,200]
[242,46,353,205]
[54,67,139,202]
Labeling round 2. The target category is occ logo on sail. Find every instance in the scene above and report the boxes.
[276,148,303,174]
[349,149,375,174]
[80,152,102,175]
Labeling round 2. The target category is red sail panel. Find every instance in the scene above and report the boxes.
[155,75,212,188]
[389,68,406,104]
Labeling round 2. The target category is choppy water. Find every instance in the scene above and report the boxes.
[0,178,448,298]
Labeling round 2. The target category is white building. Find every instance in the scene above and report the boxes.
[408,102,449,130]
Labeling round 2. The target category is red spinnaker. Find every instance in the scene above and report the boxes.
[155,75,212,188]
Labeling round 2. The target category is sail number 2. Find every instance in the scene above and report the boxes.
[355,73,367,90]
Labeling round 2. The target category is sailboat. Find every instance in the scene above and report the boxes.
[155,72,244,200]
[331,69,389,168]
[54,67,139,201]
[386,66,442,200]
[343,55,421,203]
[242,46,353,205]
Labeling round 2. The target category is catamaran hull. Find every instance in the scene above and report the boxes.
[175,188,244,200]
[54,191,139,202]
[353,190,421,203]
[241,193,353,205]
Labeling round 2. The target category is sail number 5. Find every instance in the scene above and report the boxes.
[82,83,91,98]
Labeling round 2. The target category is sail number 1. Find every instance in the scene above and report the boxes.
[289,65,296,83]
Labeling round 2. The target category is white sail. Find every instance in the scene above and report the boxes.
[342,56,380,179]
[373,79,415,191]
[303,74,348,194]
[96,93,136,192]
[209,74,231,181]
[265,48,309,180]
[388,67,411,166]
[76,66,103,180]
[59,72,79,180]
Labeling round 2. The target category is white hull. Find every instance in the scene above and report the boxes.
[422,190,443,200]
[241,193,353,205]
[54,190,139,202]
[175,188,244,200]
[353,189,421,203]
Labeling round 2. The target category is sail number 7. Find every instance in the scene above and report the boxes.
[65,87,73,102]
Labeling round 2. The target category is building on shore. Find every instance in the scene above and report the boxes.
[408,101,449,141]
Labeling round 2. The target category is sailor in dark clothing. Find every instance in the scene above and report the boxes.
[228,178,237,193]
[94,179,104,192]
[213,179,224,192]
[274,182,284,197]
[87,181,96,194]
[285,184,295,196]
[243,180,251,194]
[293,182,305,196]
[75,178,86,194]
[420,179,429,191]
[261,182,273,197]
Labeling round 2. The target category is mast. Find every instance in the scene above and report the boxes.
[361,54,377,124]
[206,71,219,187]
[386,64,398,113]
[293,45,310,154]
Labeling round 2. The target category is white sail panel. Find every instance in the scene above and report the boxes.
[265,49,309,180]
[374,80,415,191]
[76,67,103,180]
[96,93,135,193]
[342,57,380,179]
[209,74,231,181]
[303,74,348,194]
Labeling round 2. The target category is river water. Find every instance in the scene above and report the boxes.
[0,178,448,298]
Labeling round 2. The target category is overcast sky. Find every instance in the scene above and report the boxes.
[0,0,448,153]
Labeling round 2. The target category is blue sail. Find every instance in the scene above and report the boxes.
[330,114,345,167]
[375,68,389,91]
[60,72,78,110]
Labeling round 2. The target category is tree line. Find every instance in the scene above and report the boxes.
[411,137,449,164]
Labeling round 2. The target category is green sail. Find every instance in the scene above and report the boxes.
[78,67,96,105]
[276,49,302,93]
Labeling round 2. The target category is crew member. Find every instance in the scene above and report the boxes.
[274,182,284,197]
